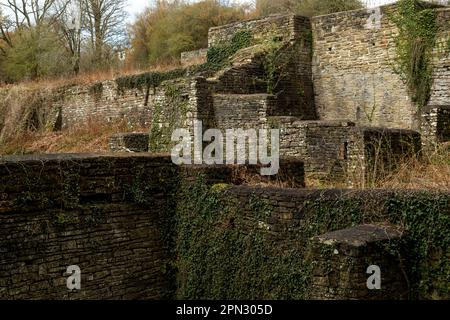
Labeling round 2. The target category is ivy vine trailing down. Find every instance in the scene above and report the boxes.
[115,29,254,94]
[173,177,449,300]
[391,0,439,110]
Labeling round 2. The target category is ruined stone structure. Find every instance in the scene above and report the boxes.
[0,4,445,182]
[1,154,447,300]
[0,2,449,301]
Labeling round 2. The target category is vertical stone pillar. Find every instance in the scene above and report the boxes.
[309,224,408,300]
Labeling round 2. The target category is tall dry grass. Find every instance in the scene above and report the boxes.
[0,118,147,155]
[378,144,450,192]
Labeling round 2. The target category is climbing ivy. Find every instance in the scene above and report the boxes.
[116,69,187,94]
[149,83,190,153]
[190,29,254,76]
[390,0,439,110]
[172,178,449,300]
[174,176,312,299]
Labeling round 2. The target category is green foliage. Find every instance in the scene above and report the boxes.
[173,178,449,299]
[386,193,450,299]
[175,177,311,299]
[128,0,250,66]
[390,0,438,109]
[1,26,70,82]
[203,30,253,71]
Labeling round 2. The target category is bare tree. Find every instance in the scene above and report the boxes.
[54,0,82,74]
[0,0,68,29]
[82,0,127,64]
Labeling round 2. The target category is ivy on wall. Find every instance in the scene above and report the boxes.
[148,83,190,153]
[390,0,439,110]
[172,177,450,300]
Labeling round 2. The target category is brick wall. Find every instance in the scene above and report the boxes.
[0,154,177,299]
[311,6,450,131]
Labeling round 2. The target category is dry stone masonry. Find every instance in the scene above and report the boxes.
[0,2,449,301]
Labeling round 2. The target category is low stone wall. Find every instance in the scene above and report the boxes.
[179,158,305,188]
[109,133,150,152]
[0,154,177,300]
[422,105,450,148]
[347,127,422,187]
[0,154,448,300]
[181,49,208,67]
[270,118,355,180]
[310,224,407,300]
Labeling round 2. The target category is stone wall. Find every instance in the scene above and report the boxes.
[311,6,415,129]
[208,14,306,47]
[0,154,447,299]
[271,119,355,179]
[347,127,422,187]
[212,94,274,130]
[201,186,448,299]
[180,49,208,67]
[430,8,450,106]
[54,80,151,129]
[0,154,177,299]
[310,224,408,300]
[311,5,450,131]
[109,133,150,153]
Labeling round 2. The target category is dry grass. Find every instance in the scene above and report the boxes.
[0,61,182,91]
[0,115,448,193]
[305,144,450,191]
[0,119,148,155]
[377,144,450,192]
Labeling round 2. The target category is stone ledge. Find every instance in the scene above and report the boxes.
[314,224,404,248]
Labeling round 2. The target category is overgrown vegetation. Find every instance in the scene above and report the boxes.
[173,176,449,299]
[149,83,190,153]
[0,118,145,155]
[390,0,439,110]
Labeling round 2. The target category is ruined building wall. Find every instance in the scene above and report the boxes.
[311,6,415,129]
[311,6,450,131]
[429,8,450,106]
[208,15,317,120]
[0,154,177,299]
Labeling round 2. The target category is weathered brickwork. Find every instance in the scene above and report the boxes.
[312,6,450,131]
[430,8,450,106]
[212,94,274,129]
[208,15,316,118]
[310,224,408,300]
[218,186,448,299]
[0,154,448,300]
[311,6,414,129]
[180,49,208,67]
[208,14,305,47]
[269,119,355,179]
[109,133,150,152]
[347,127,422,187]
[53,80,151,129]
[179,157,305,188]
[0,154,177,300]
